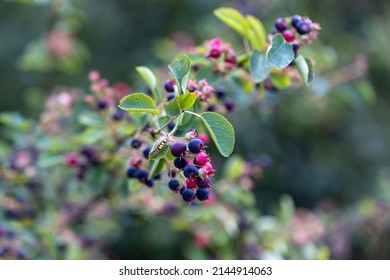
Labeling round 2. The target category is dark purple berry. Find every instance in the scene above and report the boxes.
[275,18,288,32]
[131,138,142,149]
[183,164,199,178]
[145,179,154,187]
[296,20,311,34]
[197,176,212,189]
[168,169,177,178]
[215,86,225,99]
[166,93,176,101]
[224,98,236,112]
[136,169,149,183]
[143,146,152,159]
[97,99,108,110]
[292,43,300,56]
[196,188,210,201]
[126,166,138,178]
[174,157,187,169]
[188,139,204,154]
[168,179,181,191]
[182,188,196,202]
[112,110,124,121]
[179,186,185,194]
[164,79,176,92]
[168,122,175,131]
[291,15,302,28]
[192,64,202,72]
[206,104,215,112]
[272,27,278,35]
[209,48,222,59]
[171,142,187,157]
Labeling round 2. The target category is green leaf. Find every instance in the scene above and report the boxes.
[250,50,271,83]
[201,112,235,157]
[295,55,314,85]
[136,66,162,102]
[270,73,291,89]
[246,15,267,49]
[266,34,294,69]
[164,99,180,116]
[214,7,248,38]
[176,92,197,110]
[78,112,105,127]
[149,158,165,179]
[168,54,191,94]
[118,93,159,115]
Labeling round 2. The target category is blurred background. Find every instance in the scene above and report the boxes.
[1,0,390,260]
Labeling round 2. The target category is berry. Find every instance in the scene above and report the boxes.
[208,48,222,59]
[224,98,236,112]
[196,188,210,201]
[179,186,185,195]
[131,138,142,149]
[168,122,175,131]
[282,30,295,42]
[126,166,138,178]
[291,15,302,28]
[274,18,288,32]
[195,152,210,166]
[188,139,204,154]
[292,43,300,56]
[112,110,125,121]
[168,169,177,178]
[143,146,152,159]
[136,169,149,183]
[166,93,176,101]
[97,99,108,110]
[145,179,154,187]
[182,188,196,202]
[215,86,225,99]
[174,157,187,169]
[197,134,209,144]
[171,142,187,157]
[197,176,212,189]
[65,153,78,166]
[183,164,199,178]
[199,163,216,177]
[296,20,311,34]
[168,179,181,191]
[186,177,197,188]
[206,105,215,112]
[164,79,176,92]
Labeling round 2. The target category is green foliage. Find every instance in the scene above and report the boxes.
[136,66,162,102]
[214,7,248,37]
[250,50,270,83]
[118,93,159,115]
[266,34,294,69]
[295,55,314,85]
[176,92,197,110]
[168,54,191,94]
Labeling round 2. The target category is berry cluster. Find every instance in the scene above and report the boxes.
[65,146,100,180]
[169,136,215,203]
[0,225,27,260]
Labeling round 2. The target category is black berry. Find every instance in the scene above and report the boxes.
[197,176,212,189]
[136,169,149,183]
[166,93,176,101]
[174,157,187,169]
[224,98,236,112]
[97,99,108,110]
[215,86,225,99]
[145,179,154,187]
[168,122,175,131]
[188,139,204,154]
[131,138,142,149]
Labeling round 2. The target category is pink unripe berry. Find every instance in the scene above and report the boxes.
[88,70,100,81]
[208,48,222,59]
[129,156,142,168]
[197,134,209,144]
[195,152,210,166]
[202,162,216,177]
[282,30,295,42]
[203,85,215,95]
[65,153,78,166]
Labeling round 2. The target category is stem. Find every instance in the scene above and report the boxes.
[183,110,201,118]
[155,110,184,134]
[243,38,252,54]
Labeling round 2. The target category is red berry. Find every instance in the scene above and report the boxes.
[282,30,295,42]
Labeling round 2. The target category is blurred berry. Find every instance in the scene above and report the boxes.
[164,79,176,92]
[97,99,108,110]
[145,179,154,187]
[296,20,312,34]
[291,15,302,28]
[282,30,295,42]
[275,18,288,32]
[224,98,236,112]
[131,138,142,149]
[197,177,212,189]
[168,122,175,131]
[143,146,152,159]
[166,93,176,101]
[206,104,215,112]
[136,169,149,183]
[112,110,125,121]
[215,86,225,99]
[208,48,222,59]
[126,166,138,178]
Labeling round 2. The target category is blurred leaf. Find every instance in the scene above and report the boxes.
[266,34,294,69]
[119,93,159,114]
[295,55,314,85]
[136,66,162,102]
[201,112,235,157]
[278,195,294,224]
[37,154,64,168]
[246,15,267,49]
[168,54,191,94]
[214,7,248,38]
[149,158,165,179]
[270,72,291,89]
[195,64,221,84]
[78,112,105,127]
[223,155,245,180]
[250,50,270,83]
[176,92,197,110]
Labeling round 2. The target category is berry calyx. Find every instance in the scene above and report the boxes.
[275,18,288,32]
[174,157,187,169]
[196,188,210,201]
[164,79,176,92]
[188,139,204,154]
[183,164,199,178]
[171,142,187,157]
[182,188,196,202]
[296,20,312,34]
[282,30,295,42]
[291,15,302,28]
[168,179,181,191]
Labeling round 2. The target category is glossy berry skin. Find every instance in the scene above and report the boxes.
[282,30,295,42]
[182,188,196,202]
[197,176,212,189]
[131,138,142,149]
[136,169,148,183]
[126,166,138,178]
[296,20,311,34]
[183,164,199,178]
[145,179,154,187]
[196,188,210,201]
[168,179,181,191]
[143,146,152,159]
[274,18,288,32]
[174,157,187,169]
[166,93,176,101]
[291,15,302,28]
[188,139,204,154]
[164,79,176,92]
[171,142,187,157]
